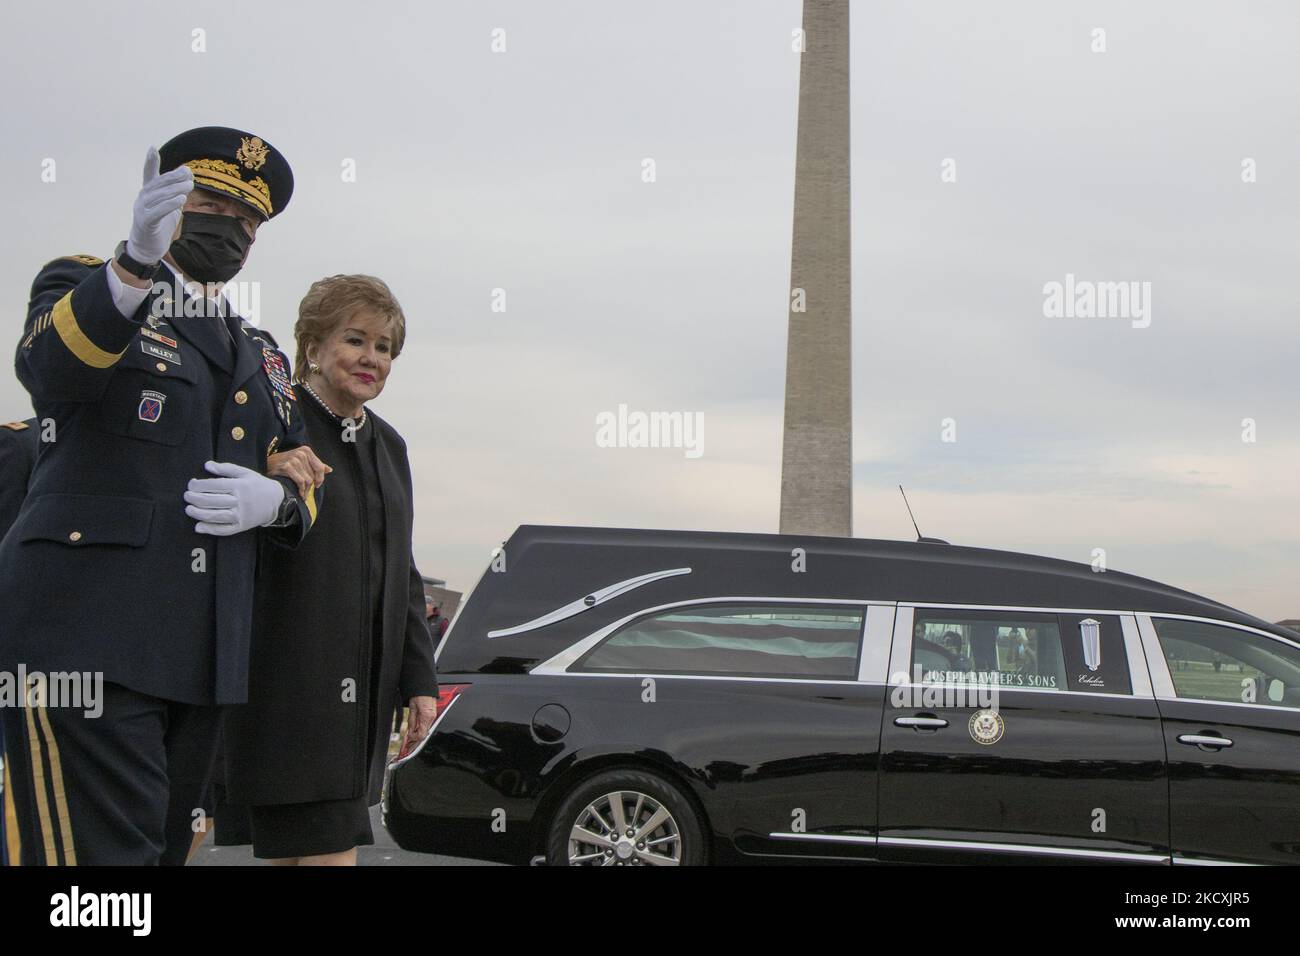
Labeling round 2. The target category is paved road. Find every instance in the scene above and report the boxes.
[190,805,505,866]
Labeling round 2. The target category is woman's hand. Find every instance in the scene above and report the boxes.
[399,695,438,759]
[267,445,332,498]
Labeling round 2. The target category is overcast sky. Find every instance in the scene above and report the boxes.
[2,0,1296,620]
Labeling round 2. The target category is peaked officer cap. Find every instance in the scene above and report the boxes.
[159,126,293,221]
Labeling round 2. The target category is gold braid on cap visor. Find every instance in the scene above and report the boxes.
[184,159,273,218]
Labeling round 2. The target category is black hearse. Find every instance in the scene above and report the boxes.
[383,525,1300,865]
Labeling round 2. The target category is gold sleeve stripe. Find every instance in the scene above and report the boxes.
[22,705,58,864]
[3,760,20,865]
[34,704,76,865]
[51,292,127,369]
[304,484,318,525]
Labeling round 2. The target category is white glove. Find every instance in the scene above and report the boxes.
[184,461,287,536]
[126,147,193,265]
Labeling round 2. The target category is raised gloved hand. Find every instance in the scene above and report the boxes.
[126,146,193,265]
[184,460,287,536]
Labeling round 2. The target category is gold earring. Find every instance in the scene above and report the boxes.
[309,362,320,374]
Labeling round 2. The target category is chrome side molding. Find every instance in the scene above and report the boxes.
[487,567,692,638]
[877,836,1169,863]
[770,832,877,845]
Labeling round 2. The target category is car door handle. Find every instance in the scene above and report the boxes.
[1177,733,1234,750]
[895,716,949,730]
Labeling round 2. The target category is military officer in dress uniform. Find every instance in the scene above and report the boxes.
[0,417,39,865]
[0,127,330,866]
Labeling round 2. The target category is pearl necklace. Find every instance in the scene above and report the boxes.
[300,378,367,429]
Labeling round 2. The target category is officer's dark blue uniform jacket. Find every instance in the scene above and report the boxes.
[0,255,321,705]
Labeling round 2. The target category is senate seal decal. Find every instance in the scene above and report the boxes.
[968,709,1004,746]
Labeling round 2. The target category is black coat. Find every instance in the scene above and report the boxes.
[224,394,439,806]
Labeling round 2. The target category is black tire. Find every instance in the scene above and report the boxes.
[546,768,707,866]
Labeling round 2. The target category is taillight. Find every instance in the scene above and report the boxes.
[391,683,470,767]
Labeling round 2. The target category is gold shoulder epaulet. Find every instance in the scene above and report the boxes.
[1,421,30,431]
[61,254,105,267]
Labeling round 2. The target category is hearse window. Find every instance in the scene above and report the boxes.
[575,604,864,679]
[1153,619,1300,708]
[911,610,1067,690]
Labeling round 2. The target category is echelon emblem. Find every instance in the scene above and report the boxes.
[968,709,1004,746]
[1080,618,1102,671]
[138,389,166,423]
[261,348,296,401]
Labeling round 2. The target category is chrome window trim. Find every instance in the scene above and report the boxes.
[530,671,875,687]
[885,682,1147,703]
[529,596,893,679]
[1146,612,1300,652]
[1139,612,1300,712]
[1121,614,1154,698]
[877,836,1169,863]
[1151,696,1300,716]
[770,832,877,845]
[906,601,1138,616]
[1135,614,1177,699]
[487,567,693,638]
[886,605,914,685]
[859,604,896,684]
[894,603,1153,700]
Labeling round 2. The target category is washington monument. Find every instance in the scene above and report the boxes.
[778,0,852,538]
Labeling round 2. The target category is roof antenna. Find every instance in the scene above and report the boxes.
[899,485,948,545]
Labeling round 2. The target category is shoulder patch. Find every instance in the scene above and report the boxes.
[1,421,30,431]
[62,254,105,267]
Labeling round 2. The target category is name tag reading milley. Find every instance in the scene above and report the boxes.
[140,340,182,365]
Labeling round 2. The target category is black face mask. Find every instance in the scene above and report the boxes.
[168,212,253,284]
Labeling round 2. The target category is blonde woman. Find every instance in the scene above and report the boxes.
[224,275,438,865]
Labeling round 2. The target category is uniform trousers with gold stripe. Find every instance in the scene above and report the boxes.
[0,680,221,866]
